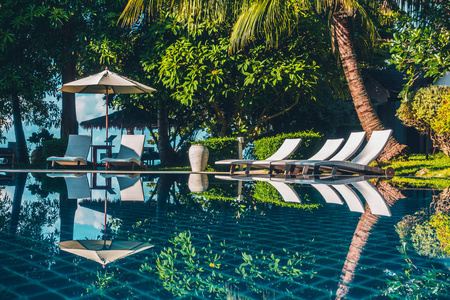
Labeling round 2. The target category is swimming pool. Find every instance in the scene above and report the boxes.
[0,172,449,299]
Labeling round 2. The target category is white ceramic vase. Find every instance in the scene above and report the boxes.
[189,144,209,172]
[188,174,209,193]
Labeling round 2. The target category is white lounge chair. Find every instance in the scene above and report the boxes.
[298,130,394,176]
[47,135,91,168]
[294,175,390,215]
[351,180,391,216]
[215,138,302,175]
[101,135,145,170]
[270,138,346,174]
[117,175,145,201]
[272,131,366,175]
[311,184,344,205]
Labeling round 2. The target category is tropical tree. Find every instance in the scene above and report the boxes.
[0,0,60,165]
[42,0,135,138]
[390,1,450,88]
[119,0,412,161]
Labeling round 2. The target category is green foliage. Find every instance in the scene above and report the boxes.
[396,210,449,259]
[27,129,54,146]
[252,181,321,210]
[385,153,450,188]
[397,86,450,155]
[137,13,340,140]
[252,131,322,160]
[141,230,313,298]
[0,0,60,130]
[429,214,450,256]
[390,3,450,90]
[385,246,450,299]
[192,137,238,170]
[236,248,313,296]
[27,134,62,168]
[41,138,68,159]
[411,222,443,258]
[34,137,70,169]
[141,231,227,298]
[87,271,123,296]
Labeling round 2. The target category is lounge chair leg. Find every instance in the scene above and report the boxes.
[302,166,309,175]
[331,167,337,176]
[245,165,250,175]
[230,165,235,174]
[288,165,296,175]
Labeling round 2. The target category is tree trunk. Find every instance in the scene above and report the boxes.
[157,98,177,165]
[9,173,27,235]
[335,181,405,299]
[61,60,78,138]
[332,14,409,161]
[10,94,29,165]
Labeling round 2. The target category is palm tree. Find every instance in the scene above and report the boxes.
[120,0,413,160]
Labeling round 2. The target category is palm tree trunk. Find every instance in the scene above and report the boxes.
[336,181,405,299]
[10,94,29,165]
[332,14,409,161]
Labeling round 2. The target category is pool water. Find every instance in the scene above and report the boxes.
[0,172,449,299]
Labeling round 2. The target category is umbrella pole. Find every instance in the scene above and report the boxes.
[104,189,107,239]
[105,88,109,145]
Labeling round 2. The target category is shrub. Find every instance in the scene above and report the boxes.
[38,138,69,168]
[252,130,322,160]
[192,137,238,171]
[397,85,450,155]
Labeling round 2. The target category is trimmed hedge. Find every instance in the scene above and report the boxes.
[193,131,322,171]
[397,85,450,156]
[252,131,323,160]
[192,137,238,171]
[42,138,68,159]
[30,138,69,168]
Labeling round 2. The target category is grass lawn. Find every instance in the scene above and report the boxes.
[382,153,450,189]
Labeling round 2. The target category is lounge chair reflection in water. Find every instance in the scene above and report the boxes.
[215,175,391,216]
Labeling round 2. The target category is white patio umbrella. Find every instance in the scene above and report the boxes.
[59,67,156,144]
[57,239,153,267]
[57,188,153,267]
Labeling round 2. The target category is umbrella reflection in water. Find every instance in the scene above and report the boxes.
[57,175,153,267]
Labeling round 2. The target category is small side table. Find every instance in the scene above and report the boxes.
[91,145,114,169]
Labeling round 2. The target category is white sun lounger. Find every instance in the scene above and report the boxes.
[102,135,145,170]
[47,173,91,199]
[117,175,145,201]
[298,130,393,176]
[282,175,389,215]
[215,138,302,175]
[351,180,391,216]
[47,135,91,168]
[311,184,343,204]
[272,131,366,175]
[270,138,346,174]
